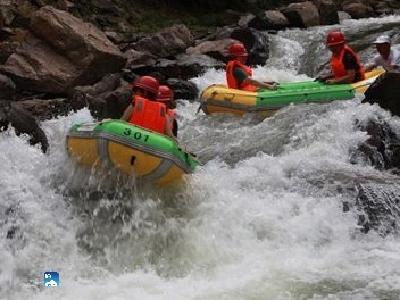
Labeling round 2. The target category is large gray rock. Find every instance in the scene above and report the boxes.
[124,49,157,69]
[1,6,126,94]
[282,1,320,28]
[186,38,237,61]
[248,10,290,31]
[355,118,400,171]
[342,1,375,19]
[130,24,193,58]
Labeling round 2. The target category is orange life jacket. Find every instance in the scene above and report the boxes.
[330,45,365,82]
[129,96,167,134]
[226,60,258,92]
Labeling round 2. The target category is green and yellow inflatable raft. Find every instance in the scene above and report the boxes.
[66,119,199,186]
[200,68,385,117]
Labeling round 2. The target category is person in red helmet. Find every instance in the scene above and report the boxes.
[121,76,175,139]
[157,85,178,138]
[226,42,278,91]
[318,31,365,84]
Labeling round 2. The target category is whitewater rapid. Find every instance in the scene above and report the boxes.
[2,16,400,300]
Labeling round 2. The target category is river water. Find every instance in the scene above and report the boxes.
[1,16,400,300]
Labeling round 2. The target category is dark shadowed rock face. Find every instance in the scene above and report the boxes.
[0,101,49,152]
[356,72,400,171]
[13,98,84,120]
[166,78,199,100]
[356,183,400,235]
[282,1,320,28]
[0,74,16,100]
[354,118,400,171]
[71,73,131,119]
[364,71,400,117]
[313,0,339,25]
[230,27,269,66]
[247,10,290,31]
[0,41,19,64]
[129,24,194,58]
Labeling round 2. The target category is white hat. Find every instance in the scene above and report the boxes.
[373,35,391,44]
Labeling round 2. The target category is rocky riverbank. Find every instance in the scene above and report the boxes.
[1,1,400,173]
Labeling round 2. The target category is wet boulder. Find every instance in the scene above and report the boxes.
[355,118,400,170]
[356,183,400,235]
[247,10,290,31]
[282,1,320,28]
[166,78,199,100]
[364,71,400,117]
[230,26,269,66]
[72,73,122,97]
[0,101,49,152]
[14,98,84,120]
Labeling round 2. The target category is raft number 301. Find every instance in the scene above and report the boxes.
[123,128,150,142]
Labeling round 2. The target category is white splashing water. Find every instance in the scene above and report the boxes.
[2,16,400,300]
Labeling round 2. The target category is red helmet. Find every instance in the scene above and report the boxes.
[157,85,174,102]
[229,42,248,57]
[133,76,159,95]
[326,31,345,46]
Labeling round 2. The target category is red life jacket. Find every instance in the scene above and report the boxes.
[330,45,365,82]
[226,60,258,92]
[129,96,167,134]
